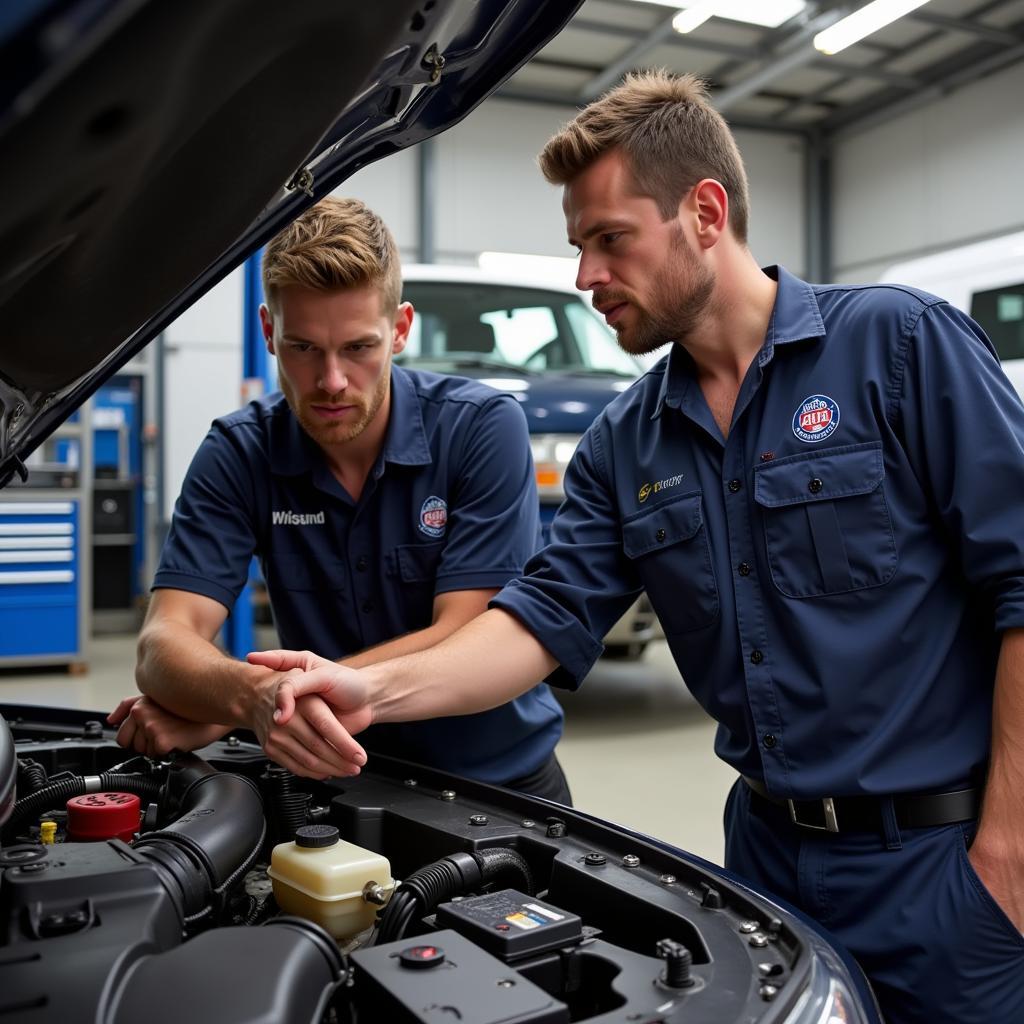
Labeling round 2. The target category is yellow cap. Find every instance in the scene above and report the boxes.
[39,820,57,844]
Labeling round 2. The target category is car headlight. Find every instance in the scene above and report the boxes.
[782,936,880,1024]
[530,433,581,501]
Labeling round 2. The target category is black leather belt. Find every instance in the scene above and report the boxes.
[742,776,981,834]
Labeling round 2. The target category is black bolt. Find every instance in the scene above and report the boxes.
[83,720,103,738]
[546,820,567,838]
[584,852,606,866]
[699,882,724,909]
[656,938,695,988]
[469,814,489,826]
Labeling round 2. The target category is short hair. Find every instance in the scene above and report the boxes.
[538,70,749,242]
[262,196,401,313]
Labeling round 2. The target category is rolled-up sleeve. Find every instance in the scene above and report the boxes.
[896,302,1024,631]
[491,420,642,689]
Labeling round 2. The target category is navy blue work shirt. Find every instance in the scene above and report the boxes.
[493,266,1024,799]
[155,366,564,783]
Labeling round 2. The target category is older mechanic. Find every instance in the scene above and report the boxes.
[258,73,1024,1023]
[109,196,569,803]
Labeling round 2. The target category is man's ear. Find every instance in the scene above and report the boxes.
[683,178,729,250]
[391,301,414,357]
[259,304,276,354]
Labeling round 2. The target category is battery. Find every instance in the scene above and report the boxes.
[435,889,583,961]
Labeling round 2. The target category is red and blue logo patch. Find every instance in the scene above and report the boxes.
[792,394,840,443]
[418,495,448,537]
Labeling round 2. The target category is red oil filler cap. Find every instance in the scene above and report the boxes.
[66,792,141,842]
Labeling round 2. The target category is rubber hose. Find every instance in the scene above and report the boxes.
[16,759,48,795]
[476,847,535,895]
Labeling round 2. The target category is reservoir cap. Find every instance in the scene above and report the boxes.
[295,824,340,848]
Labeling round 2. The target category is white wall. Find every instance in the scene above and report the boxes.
[832,60,1024,285]
[342,97,808,274]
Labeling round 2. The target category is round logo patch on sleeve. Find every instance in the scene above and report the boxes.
[418,495,448,537]
[792,394,840,443]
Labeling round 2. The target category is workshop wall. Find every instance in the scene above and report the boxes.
[832,60,1024,285]
[343,97,808,277]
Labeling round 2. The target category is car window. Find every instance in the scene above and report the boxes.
[970,282,1024,362]
[400,281,638,376]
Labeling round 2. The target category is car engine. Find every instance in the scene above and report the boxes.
[0,704,871,1024]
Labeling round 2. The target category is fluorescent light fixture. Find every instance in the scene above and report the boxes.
[616,1,805,31]
[814,0,932,55]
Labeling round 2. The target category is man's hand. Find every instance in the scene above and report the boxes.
[244,651,369,780]
[247,649,374,736]
[107,696,231,757]
[969,833,1024,932]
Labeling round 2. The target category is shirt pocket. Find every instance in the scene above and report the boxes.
[390,540,446,627]
[621,491,719,634]
[753,441,897,599]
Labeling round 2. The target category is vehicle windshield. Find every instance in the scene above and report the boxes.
[398,282,639,377]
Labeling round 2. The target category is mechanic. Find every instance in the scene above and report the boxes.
[108,196,570,804]
[257,73,1024,1023]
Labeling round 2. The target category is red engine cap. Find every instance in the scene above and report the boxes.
[66,792,142,842]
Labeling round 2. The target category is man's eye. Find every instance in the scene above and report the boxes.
[291,343,313,353]
[601,232,622,246]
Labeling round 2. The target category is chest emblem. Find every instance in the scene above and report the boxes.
[418,495,448,538]
[792,394,840,443]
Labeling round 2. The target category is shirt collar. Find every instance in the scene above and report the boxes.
[267,365,432,476]
[652,265,826,419]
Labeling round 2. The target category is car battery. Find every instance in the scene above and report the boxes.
[435,889,583,962]
[349,928,568,1024]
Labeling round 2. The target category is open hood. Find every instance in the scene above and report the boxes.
[0,0,584,488]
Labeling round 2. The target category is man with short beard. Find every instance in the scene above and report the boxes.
[108,196,569,803]
[260,73,1024,1023]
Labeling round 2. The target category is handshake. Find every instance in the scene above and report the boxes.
[108,649,371,779]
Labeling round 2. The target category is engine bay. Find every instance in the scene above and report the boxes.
[0,704,852,1024]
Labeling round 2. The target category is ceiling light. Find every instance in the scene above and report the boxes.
[814,0,932,55]
[619,1,807,30]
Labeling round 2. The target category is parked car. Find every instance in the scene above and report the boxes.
[401,264,661,658]
[0,2,880,1022]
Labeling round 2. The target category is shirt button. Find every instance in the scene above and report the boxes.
[356,556,368,571]
[728,479,741,493]
[763,733,777,749]
[750,648,764,665]
[361,600,374,614]
[738,562,751,577]
[656,528,666,542]
[808,478,823,494]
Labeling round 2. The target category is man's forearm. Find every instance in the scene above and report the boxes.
[136,620,271,728]
[970,627,1024,928]
[361,608,558,724]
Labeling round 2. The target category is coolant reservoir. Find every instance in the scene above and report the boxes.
[268,824,395,940]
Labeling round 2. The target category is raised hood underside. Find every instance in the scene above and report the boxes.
[0,0,583,487]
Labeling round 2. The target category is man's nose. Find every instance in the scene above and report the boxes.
[318,355,347,394]
[576,250,611,293]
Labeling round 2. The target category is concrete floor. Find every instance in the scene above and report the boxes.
[0,635,736,865]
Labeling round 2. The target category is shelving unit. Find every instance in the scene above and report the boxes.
[0,403,93,669]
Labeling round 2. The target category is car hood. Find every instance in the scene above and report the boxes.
[473,372,636,434]
[0,0,583,488]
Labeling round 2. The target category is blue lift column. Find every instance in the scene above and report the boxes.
[222,253,275,658]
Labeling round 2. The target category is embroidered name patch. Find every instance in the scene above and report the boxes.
[792,394,840,443]
[418,495,448,537]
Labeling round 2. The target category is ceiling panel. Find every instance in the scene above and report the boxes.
[536,26,636,66]
[768,66,847,94]
[645,42,727,76]
[506,63,594,95]
[887,31,984,75]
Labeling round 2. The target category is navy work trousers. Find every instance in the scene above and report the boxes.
[724,779,1024,1024]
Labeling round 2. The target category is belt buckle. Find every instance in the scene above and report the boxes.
[787,797,839,833]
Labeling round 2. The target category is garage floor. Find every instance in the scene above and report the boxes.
[0,636,736,865]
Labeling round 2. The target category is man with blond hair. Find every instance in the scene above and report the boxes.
[109,196,569,802]
[260,74,1024,1021]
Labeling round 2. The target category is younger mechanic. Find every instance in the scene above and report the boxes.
[110,197,569,803]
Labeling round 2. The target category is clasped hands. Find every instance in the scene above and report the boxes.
[108,649,370,780]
